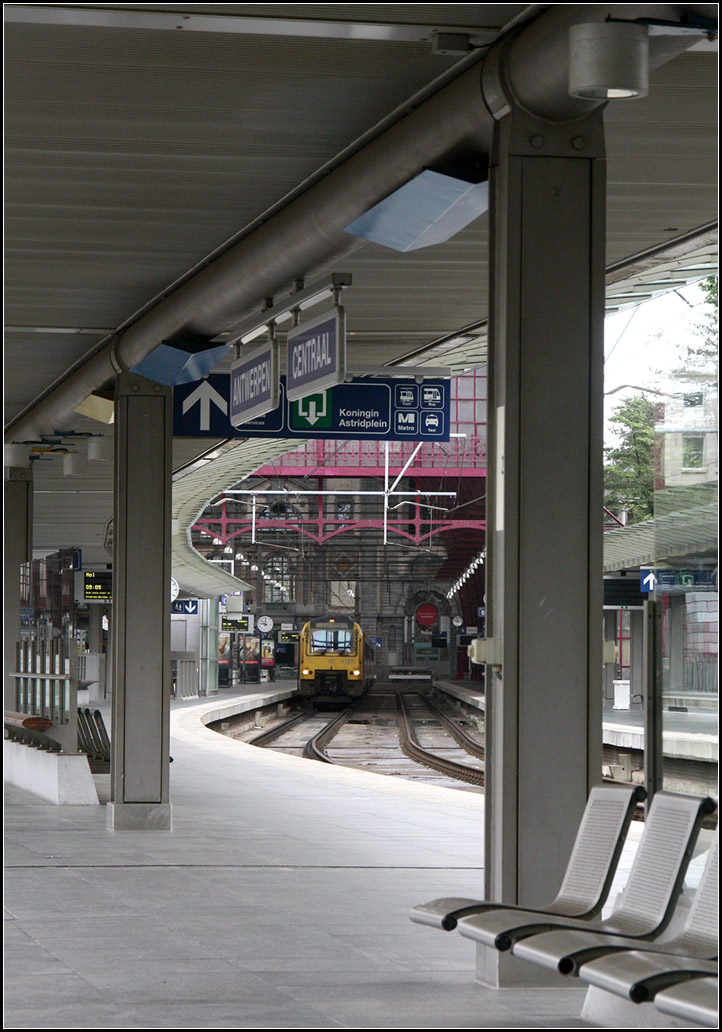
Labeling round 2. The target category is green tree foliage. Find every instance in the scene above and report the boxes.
[604,395,655,523]
[688,276,719,369]
[700,275,718,310]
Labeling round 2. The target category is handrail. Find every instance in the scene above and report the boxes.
[4,710,54,731]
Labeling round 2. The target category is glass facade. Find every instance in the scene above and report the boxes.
[654,336,718,798]
[603,282,717,802]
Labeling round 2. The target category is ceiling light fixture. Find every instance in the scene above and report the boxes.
[569,21,649,100]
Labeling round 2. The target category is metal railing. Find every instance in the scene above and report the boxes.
[171,652,199,698]
[13,640,73,726]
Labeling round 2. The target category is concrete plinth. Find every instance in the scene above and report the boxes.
[107,801,172,830]
[3,740,98,805]
[476,943,570,989]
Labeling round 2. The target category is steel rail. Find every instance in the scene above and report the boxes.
[248,708,316,747]
[303,707,354,763]
[395,689,485,787]
[422,693,485,761]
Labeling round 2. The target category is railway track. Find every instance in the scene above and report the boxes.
[394,689,485,787]
[230,696,714,819]
[248,708,315,747]
[303,707,352,762]
[242,687,485,789]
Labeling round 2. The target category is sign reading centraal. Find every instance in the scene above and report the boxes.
[230,340,279,427]
[286,306,345,401]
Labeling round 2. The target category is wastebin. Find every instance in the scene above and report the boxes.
[613,679,630,710]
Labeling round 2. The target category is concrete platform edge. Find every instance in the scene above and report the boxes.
[171,691,485,813]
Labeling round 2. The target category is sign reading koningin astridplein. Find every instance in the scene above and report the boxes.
[286,306,346,402]
[229,340,279,428]
[174,374,450,442]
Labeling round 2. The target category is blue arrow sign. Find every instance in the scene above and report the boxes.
[640,570,657,593]
[174,375,450,442]
[171,600,199,615]
[182,380,228,432]
[652,568,716,593]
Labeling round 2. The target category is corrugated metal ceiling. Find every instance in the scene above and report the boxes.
[3,4,718,578]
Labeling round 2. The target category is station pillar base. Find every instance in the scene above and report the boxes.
[107,802,172,831]
[475,944,569,989]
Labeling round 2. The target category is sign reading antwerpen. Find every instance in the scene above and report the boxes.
[286,306,345,401]
[230,340,279,428]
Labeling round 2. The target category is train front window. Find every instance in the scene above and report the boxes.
[310,630,352,654]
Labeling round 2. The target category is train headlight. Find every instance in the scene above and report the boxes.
[302,668,312,676]
[352,669,361,676]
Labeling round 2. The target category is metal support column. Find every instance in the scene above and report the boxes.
[108,373,173,830]
[4,464,33,710]
[483,98,605,982]
[88,602,103,654]
[629,608,644,707]
[643,599,664,800]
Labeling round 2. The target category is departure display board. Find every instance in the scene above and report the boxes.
[222,614,253,632]
[84,570,112,601]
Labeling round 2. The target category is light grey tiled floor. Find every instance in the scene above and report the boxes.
[4,695,593,1029]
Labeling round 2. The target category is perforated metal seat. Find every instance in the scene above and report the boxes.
[514,827,718,977]
[581,951,717,1003]
[410,784,645,931]
[654,975,719,1027]
[456,792,716,954]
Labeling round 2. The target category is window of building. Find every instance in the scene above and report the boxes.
[682,434,705,469]
[264,555,293,602]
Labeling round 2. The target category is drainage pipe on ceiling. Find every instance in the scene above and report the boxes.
[6,3,709,444]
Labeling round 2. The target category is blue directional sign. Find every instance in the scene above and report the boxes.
[174,374,450,442]
[172,599,199,615]
[181,379,229,433]
[287,306,345,401]
[651,568,716,593]
[230,340,279,427]
[640,570,657,593]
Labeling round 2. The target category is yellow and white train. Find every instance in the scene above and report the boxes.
[298,615,375,698]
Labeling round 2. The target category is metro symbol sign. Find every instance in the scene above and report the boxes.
[287,306,345,401]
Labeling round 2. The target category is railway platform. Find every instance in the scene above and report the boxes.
[431,679,718,769]
[4,683,604,1029]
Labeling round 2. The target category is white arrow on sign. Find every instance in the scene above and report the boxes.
[297,393,327,426]
[642,571,657,590]
[182,380,228,431]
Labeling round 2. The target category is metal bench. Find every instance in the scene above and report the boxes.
[514,826,718,979]
[411,784,645,931]
[654,976,719,1028]
[77,708,111,772]
[456,792,716,954]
